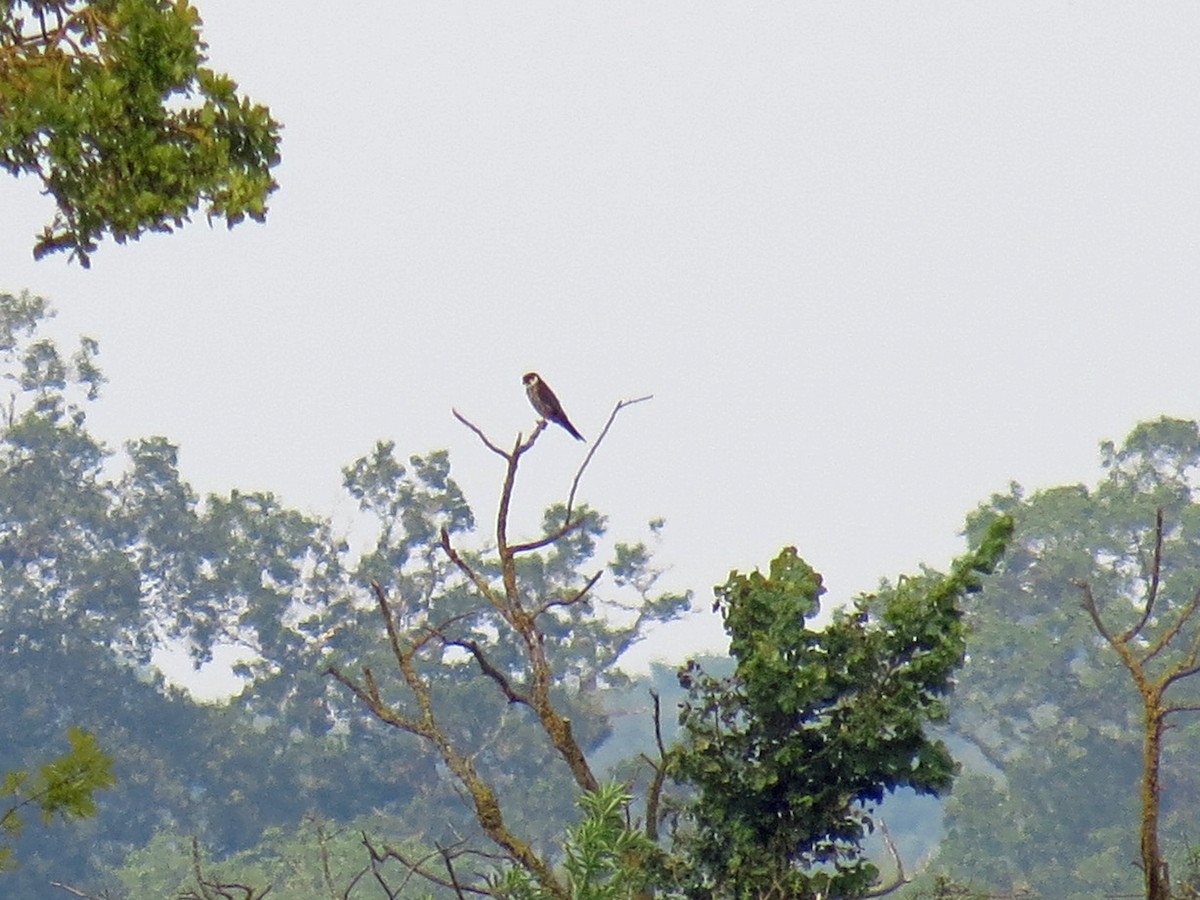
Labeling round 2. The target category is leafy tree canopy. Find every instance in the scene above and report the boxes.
[937,417,1200,899]
[669,519,1011,899]
[1,0,281,265]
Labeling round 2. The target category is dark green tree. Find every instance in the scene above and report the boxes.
[667,520,1011,900]
[1,0,281,265]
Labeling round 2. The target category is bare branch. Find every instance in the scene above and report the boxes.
[371,580,409,669]
[190,834,207,896]
[1122,508,1164,643]
[452,409,510,459]
[48,884,103,899]
[363,832,438,898]
[440,528,504,610]
[642,688,672,841]
[182,835,273,900]
[1146,578,1200,667]
[1076,580,1121,648]
[363,666,380,705]
[1162,655,1200,692]
[1164,702,1200,718]
[443,637,531,706]
[311,818,351,900]
[437,841,471,900]
[509,515,588,555]
[324,664,423,735]
[414,608,484,653]
[565,394,653,522]
[362,834,497,897]
[650,689,668,759]
[862,819,910,897]
[1076,509,1197,900]
[534,571,603,618]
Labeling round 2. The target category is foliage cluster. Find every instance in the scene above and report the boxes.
[1,0,281,264]
[670,525,1009,899]
[1,728,115,872]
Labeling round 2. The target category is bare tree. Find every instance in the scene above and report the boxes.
[1076,508,1200,900]
[326,395,654,897]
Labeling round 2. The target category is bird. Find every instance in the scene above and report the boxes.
[523,372,585,441]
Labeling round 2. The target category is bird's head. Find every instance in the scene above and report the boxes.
[522,372,540,387]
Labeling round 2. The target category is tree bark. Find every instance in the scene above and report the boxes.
[1142,709,1169,900]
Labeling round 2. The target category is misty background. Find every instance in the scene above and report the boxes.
[3,3,1198,694]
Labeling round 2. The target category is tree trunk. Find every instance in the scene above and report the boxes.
[1142,708,1169,900]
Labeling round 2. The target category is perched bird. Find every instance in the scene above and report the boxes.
[523,372,585,441]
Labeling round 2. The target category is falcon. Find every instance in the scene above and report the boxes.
[523,372,585,441]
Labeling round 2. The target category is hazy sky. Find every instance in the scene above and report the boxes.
[3,4,1199,687]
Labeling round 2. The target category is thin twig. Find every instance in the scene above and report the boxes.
[565,394,653,523]
[440,527,505,611]
[48,884,102,899]
[642,688,672,841]
[443,637,531,706]
[1122,508,1164,642]
[452,408,510,459]
[363,834,494,896]
[534,570,603,617]
[509,516,588,554]
[371,580,409,668]
[862,819,910,897]
[437,841,471,900]
[1146,579,1200,665]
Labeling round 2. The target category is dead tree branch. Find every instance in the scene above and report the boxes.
[325,579,561,896]
[362,834,497,898]
[452,408,513,459]
[862,819,910,897]
[534,570,603,618]
[327,393,650,897]
[180,835,273,900]
[1123,508,1164,642]
[509,515,588,554]
[1073,507,1200,900]
[565,394,653,523]
[443,637,531,706]
[48,884,103,899]
[641,688,674,842]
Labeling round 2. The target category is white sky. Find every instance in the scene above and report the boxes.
[3,3,1199,689]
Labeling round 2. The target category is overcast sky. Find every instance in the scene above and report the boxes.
[3,3,1199,688]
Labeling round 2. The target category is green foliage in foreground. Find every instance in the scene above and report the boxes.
[1,0,281,265]
[500,784,659,900]
[1,728,116,871]
[670,519,1011,899]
